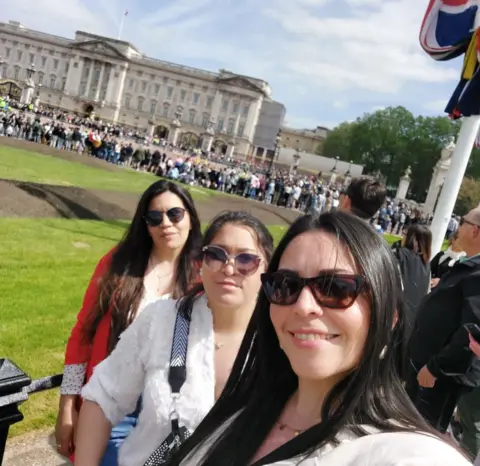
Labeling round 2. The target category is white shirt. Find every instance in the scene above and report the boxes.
[82,295,215,466]
[183,428,471,465]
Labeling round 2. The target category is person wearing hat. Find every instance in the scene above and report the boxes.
[406,207,480,438]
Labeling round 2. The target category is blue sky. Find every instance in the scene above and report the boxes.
[1,0,463,129]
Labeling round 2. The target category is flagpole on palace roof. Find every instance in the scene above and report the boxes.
[118,9,128,40]
[430,6,480,256]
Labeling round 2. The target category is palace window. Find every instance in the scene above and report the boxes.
[16,50,23,62]
[193,93,200,105]
[163,77,168,83]
[138,97,144,111]
[61,78,66,91]
[243,104,250,117]
[37,72,44,85]
[41,56,46,68]
[227,120,234,135]
[50,75,56,89]
[129,79,134,89]
[206,96,213,108]
[222,100,228,112]
[232,102,239,114]
[13,66,20,80]
[141,81,147,92]
[150,100,157,115]
[180,90,186,102]
[5,48,11,58]
[217,118,224,132]
[53,59,59,71]
[65,62,69,73]
[163,103,169,118]
[29,53,35,64]
[189,110,196,124]
[154,84,160,95]
[167,86,174,98]
[124,95,131,108]
[237,124,245,138]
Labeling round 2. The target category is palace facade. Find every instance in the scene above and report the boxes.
[0,20,279,155]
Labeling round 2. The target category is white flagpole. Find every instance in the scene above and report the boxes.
[430,7,480,256]
[118,10,127,40]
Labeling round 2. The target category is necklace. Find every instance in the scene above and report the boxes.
[149,258,174,293]
[214,341,225,350]
[278,422,306,437]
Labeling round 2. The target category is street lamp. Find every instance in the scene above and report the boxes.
[268,131,282,175]
[0,56,5,78]
[332,156,340,173]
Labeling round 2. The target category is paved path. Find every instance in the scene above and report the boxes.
[3,430,70,466]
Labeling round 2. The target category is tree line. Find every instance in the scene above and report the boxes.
[318,106,480,214]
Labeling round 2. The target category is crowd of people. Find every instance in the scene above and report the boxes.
[46,174,480,466]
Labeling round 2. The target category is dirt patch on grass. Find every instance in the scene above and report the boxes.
[0,139,301,225]
[0,179,300,225]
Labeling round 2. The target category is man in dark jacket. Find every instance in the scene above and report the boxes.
[406,207,480,433]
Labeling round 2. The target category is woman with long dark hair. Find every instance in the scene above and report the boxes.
[55,180,202,464]
[168,211,469,466]
[392,223,432,337]
[73,211,274,466]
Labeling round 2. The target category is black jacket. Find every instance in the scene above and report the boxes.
[409,255,480,386]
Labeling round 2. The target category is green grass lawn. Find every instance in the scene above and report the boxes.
[0,218,287,436]
[0,146,215,201]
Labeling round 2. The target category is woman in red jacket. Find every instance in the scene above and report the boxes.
[55,179,202,464]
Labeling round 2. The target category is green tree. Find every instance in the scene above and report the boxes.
[321,107,462,200]
[455,177,480,215]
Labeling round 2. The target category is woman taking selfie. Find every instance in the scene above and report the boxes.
[169,211,469,466]
[55,180,202,464]
[74,211,274,466]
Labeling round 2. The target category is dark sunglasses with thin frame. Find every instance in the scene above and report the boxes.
[202,245,262,277]
[144,207,186,227]
[261,270,366,309]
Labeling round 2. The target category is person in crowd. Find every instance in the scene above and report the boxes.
[464,332,480,466]
[73,211,274,466]
[338,176,387,221]
[430,231,466,284]
[406,208,480,437]
[390,224,409,250]
[392,224,432,337]
[55,180,203,464]
[167,211,468,466]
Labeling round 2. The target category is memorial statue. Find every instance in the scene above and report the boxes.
[404,166,412,178]
[441,136,456,162]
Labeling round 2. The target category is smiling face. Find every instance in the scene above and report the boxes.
[269,230,370,383]
[146,191,191,251]
[202,223,266,312]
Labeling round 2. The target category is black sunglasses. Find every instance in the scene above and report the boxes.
[202,245,262,277]
[261,271,366,309]
[144,207,186,227]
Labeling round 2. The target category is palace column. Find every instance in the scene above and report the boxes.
[94,63,105,102]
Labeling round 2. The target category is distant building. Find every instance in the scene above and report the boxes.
[280,126,330,154]
[252,100,286,158]
[0,20,284,156]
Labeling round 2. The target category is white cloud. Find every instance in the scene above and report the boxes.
[333,100,348,109]
[423,99,448,114]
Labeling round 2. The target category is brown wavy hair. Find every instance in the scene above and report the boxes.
[82,180,202,353]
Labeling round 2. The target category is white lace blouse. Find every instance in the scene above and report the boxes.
[60,290,170,395]
[81,294,215,466]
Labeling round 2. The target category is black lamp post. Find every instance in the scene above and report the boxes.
[268,131,282,175]
[345,160,353,177]
[0,57,5,79]
[332,156,339,172]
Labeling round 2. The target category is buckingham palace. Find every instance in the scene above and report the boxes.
[0,20,283,156]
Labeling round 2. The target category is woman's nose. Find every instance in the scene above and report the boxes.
[293,286,324,317]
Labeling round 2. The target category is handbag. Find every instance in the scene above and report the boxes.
[143,308,192,465]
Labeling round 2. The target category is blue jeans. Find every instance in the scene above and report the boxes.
[101,399,141,466]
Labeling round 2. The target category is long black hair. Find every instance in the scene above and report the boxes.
[170,211,443,466]
[177,210,274,321]
[83,180,202,352]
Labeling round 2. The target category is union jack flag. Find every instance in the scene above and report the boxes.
[419,0,480,119]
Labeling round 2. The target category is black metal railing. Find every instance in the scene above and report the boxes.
[0,358,62,464]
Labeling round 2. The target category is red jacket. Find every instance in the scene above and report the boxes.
[64,249,115,384]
